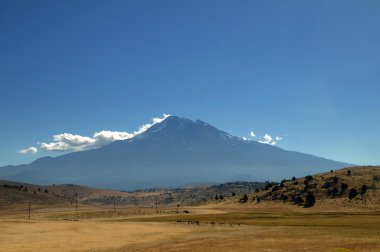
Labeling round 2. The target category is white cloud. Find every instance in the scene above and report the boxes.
[245,131,281,144]
[242,137,248,141]
[39,114,170,152]
[257,133,283,145]
[259,133,273,144]
[19,146,38,154]
[40,133,96,152]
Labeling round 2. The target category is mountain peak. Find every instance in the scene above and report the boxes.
[155,115,210,128]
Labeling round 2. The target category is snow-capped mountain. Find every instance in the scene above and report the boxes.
[0,116,350,189]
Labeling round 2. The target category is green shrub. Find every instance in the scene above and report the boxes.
[348,188,357,200]
[304,192,316,208]
[293,195,304,205]
[240,194,248,203]
[340,183,348,192]
[305,175,313,181]
[360,185,368,195]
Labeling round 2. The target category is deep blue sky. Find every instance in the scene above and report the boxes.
[1,0,379,166]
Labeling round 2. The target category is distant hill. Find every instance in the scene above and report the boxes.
[0,179,265,210]
[0,116,351,190]
[2,166,379,210]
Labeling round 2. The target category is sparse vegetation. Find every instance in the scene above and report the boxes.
[250,166,380,208]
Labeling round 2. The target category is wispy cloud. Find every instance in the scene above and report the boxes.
[258,134,276,145]
[19,146,38,154]
[246,130,284,146]
[37,114,170,152]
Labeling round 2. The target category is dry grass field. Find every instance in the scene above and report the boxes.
[1,167,379,251]
[0,204,379,252]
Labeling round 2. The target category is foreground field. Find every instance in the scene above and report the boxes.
[0,205,379,252]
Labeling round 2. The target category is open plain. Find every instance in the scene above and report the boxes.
[1,204,379,252]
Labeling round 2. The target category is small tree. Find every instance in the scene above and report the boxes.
[360,185,368,195]
[291,176,296,181]
[215,195,218,200]
[231,192,236,197]
[331,176,339,184]
[330,169,334,173]
[347,170,352,176]
[348,188,357,200]
[272,185,279,192]
[219,195,224,200]
[264,182,274,191]
[304,192,316,208]
[305,175,313,181]
[293,195,304,205]
[341,183,348,192]
[240,194,248,203]
[328,187,338,198]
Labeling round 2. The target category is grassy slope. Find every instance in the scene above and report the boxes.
[212,166,380,209]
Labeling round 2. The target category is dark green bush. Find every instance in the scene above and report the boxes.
[293,195,304,205]
[360,185,368,195]
[304,192,316,208]
[240,194,248,203]
[341,183,348,192]
[305,175,313,181]
[348,188,357,200]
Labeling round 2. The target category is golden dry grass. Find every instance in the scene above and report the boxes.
[0,205,379,252]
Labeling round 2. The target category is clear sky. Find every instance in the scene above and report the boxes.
[0,0,379,166]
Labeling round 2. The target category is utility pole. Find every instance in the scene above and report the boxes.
[75,193,78,213]
[113,197,116,211]
[155,195,158,213]
[28,201,31,220]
